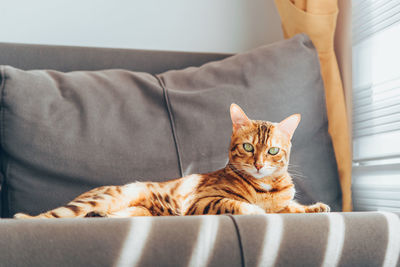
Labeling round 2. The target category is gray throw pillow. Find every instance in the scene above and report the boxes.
[0,34,341,217]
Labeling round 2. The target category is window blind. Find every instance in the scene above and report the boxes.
[352,0,400,211]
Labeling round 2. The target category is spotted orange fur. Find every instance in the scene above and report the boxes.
[14,104,329,219]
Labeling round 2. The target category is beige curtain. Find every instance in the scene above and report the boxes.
[274,0,352,211]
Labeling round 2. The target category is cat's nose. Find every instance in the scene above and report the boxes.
[255,163,264,171]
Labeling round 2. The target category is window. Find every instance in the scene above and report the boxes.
[352,0,400,210]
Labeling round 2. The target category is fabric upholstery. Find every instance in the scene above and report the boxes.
[0,34,340,218]
[0,213,398,267]
[0,215,241,267]
[274,0,352,211]
[233,212,400,267]
[0,42,229,74]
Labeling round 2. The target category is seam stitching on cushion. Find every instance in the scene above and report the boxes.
[0,66,10,218]
[154,74,183,177]
[0,66,3,218]
[227,214,246,267]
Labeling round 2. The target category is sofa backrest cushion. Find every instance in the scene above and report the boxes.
[0,42,230,74]
[0,34,341,217]
[0,67,183,217]
[160,34,341,210]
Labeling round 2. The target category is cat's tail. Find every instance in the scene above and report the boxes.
[13,182,149,219]
[13,213,36,219]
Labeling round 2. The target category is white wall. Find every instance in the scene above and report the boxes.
[1,0,283,53]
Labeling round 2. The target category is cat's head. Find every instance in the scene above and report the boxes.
[228,104,300,179]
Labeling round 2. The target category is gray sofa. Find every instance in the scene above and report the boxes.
[0,36,399,267]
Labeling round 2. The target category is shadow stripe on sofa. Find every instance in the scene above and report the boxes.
[231,212,400,267]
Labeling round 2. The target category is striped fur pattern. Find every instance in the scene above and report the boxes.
[14,104,329,219]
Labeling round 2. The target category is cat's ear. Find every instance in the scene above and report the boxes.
[277,114,301,139]
[230,103,251,131]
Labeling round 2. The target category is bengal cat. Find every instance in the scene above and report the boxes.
[14,104,330,219]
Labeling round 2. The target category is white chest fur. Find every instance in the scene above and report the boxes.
[259,182,272,191]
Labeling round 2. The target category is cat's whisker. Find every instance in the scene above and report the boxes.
[289,173,304,177]
[288,163,302,167]
[294,191,304,199]
[291,176,307,183]
[287,168,303,173]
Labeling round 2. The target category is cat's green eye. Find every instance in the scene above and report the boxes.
[268,147,280,155]
[243,143,254,152]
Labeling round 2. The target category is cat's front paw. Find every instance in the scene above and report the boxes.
[240,203,265,215]
[306,202,330,213]
[85,211,109,218]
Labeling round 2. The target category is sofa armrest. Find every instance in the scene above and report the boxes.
[233,212,400,267]
[0,212,399,267]
[0,216,241,267]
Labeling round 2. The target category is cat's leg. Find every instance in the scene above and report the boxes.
[14,182,149,219]
[85,206,153,218]
[185,197,265,215]
[279,201,330,213]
